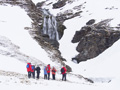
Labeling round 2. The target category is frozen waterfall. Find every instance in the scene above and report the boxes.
[42,9,59,41]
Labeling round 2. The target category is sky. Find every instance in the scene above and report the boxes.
[0,0,120,90]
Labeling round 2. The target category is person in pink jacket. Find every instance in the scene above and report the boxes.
[51,67,57,80]
[46,64,51,80]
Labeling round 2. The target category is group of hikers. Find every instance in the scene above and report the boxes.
[26,63,67,81]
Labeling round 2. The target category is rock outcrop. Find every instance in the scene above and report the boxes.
[53,0,67,9]
[72,19,120,63]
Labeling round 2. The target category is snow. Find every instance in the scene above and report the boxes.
[0,54,26,74]
[0,5,52,65]
[0,0,120,90]
[59,17,80,60]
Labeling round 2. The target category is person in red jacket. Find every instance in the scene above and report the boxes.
[61,66,67,81]
[46,64,51,80]
[31,65,35,79]
[26,63,32,78]
[51,67,57,80]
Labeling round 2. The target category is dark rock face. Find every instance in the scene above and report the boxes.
[36,1,45,8]
[53,0,67,9]
[86,19,95,25]
[72,27,91,43]
[72,19,120,63]
[57,24,66,39]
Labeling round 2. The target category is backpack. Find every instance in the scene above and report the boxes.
[61,68,64,73]
[26,64,29,68]
[32,66,35,70]
[46,66,49,71]
[52,69,56,73]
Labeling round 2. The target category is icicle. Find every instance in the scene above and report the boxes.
[43,16,47,34]
[42,9,59,40]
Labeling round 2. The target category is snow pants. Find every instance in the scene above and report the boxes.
[28,71,31,78]
[62,73,66,81]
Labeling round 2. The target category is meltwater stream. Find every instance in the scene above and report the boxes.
[42,9,59,41]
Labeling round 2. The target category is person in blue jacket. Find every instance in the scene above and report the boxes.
[44,66,47,79]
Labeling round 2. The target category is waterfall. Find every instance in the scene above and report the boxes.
[42,9,59,41]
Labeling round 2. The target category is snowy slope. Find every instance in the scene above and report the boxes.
[0,5,54,65]
[33,0,120,87]
[0,0,120,90]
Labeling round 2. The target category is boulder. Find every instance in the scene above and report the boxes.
[72,19,120,63]
[53,0,66,9]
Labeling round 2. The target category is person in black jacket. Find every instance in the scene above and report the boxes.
[35,65,41,79]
